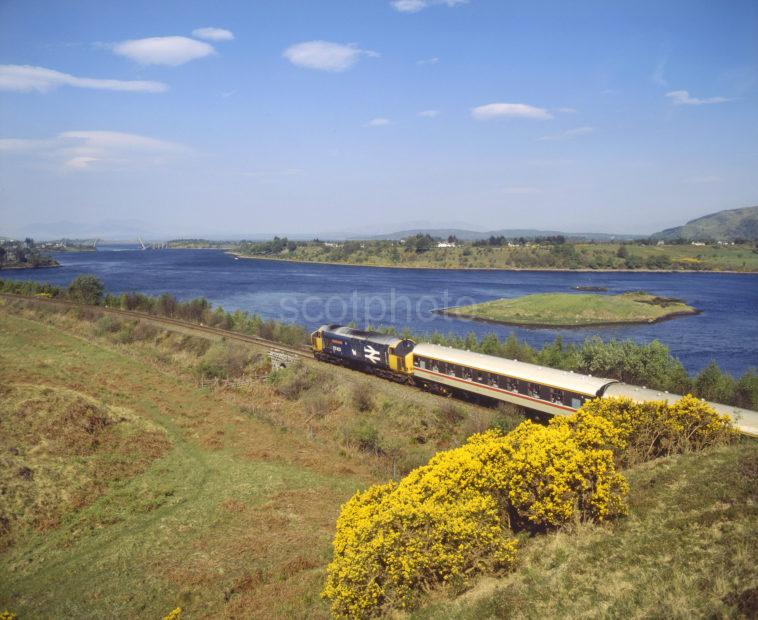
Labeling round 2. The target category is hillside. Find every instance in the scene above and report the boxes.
[415,441,757,619]
[655,206,758,241]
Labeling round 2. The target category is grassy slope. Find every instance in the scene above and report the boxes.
[443,292,697,326]
[415,441,758,619]
[0,312,368,618]
[0,301,511,619]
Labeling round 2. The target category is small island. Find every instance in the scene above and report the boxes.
[438,291,699,327]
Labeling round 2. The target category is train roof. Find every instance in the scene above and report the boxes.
[603,383,758,437]
[319,325,409,347]
[412,342,616,396]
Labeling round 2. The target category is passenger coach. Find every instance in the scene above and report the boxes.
[411,343,617,416]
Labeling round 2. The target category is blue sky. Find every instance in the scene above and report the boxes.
[1,0,757,238]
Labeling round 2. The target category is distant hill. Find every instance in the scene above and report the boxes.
[654,206,758,241]
[366,228,639,242]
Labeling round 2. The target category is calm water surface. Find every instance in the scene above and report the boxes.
[2,247,756,376]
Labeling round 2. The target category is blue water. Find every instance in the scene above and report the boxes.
[2,247,757,376]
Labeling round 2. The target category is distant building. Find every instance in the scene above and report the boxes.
[437,242,456,248]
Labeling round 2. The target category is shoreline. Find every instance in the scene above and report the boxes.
[434,306,702,329]
[0,262,60,271]
[226,251,757,275]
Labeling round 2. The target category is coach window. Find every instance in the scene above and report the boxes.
[570,394,583,409]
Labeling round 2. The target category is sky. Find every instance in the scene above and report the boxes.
[1,0,757,239]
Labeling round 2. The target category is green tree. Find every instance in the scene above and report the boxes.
[694,361,735,403]
[67,275,105,305]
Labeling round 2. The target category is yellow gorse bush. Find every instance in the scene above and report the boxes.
[323,395,736,618]
[0,611,17,620]
[323,421,626,617]
[574,394,737,465]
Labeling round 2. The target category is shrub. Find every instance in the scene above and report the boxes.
[196,342,251,379]
[67,274,105,305]
[323,423,627,617]
[568,395,737,466]
[351,382,374,412]
[322,480,518,618]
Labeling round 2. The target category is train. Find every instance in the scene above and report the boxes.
[311,324,758,437]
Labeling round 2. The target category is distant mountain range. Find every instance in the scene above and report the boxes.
[653,206,758,241]
[365,228,639,242]
[9,206,758,243]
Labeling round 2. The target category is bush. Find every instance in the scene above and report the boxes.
[565,395,737,466]
[67,275,105,305]
[323,422,627,617]
[196,342,251,379]
[351,382,374,413]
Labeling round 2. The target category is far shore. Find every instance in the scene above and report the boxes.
[226,251,757,275]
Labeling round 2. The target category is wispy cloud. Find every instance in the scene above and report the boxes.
[652,59,668,86]
[538,126,594,141]
[418,109,440,118]
[0,130,187,170]
[0,64,167,93]
[665,90,730,105]
[416,57,439,66]
[471,102,553,121]
[113,36,215,66]
[557,107,577,114]
[192,27,234,42]
[391,0,468,13]
[283,40,378,72]
[366,117,392,127]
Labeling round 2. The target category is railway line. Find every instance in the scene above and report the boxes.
[3,292,757,436]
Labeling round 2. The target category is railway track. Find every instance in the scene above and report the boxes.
[0,292,312,360]
[3,292,757,436]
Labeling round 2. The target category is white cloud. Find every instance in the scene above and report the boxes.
[419,109,440,117]
[283,40,378,72]
[538,126,594,141]
[65,156,100,170]
[416,57,439,66]
[471,102,553,121]
[0,64,167,93]
[391,0,468,13]
[0,130,187,171]
[192,27,234,42]
[366,117,391,127]
[665,90,730,105]
[113,36,215,66]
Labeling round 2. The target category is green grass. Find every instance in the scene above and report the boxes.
[0,300,512,619]
[442,292,698,326]
[414,441,758,619]
[233,241,758,272]
[0,312,366,618]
